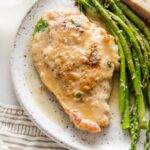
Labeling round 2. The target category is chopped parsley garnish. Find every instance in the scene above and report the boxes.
[71,19,81,27]
[75,91,83,98]
[33,18,49,36]
[107,60,112,68]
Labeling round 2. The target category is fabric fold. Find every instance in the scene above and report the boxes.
[0,104,67,150]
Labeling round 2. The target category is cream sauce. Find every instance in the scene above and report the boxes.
[31,10,119,132]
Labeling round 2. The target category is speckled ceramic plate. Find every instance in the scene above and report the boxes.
[11,0,145,150]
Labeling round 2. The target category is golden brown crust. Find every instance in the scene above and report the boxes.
[67,109,101,133]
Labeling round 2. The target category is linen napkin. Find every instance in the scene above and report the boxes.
[0,103,68,150]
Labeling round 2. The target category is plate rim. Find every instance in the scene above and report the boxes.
[10,1,77,150]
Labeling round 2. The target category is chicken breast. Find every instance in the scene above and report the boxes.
[32,10,119,133]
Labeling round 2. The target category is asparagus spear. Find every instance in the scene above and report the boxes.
[119,50,128,115]
[114,0,150,44]
[129,47,141,150]
[108,26,130,129]
[122,28,141,147]
[106,22,130,129]
[121,74,130,129]
[130,100,140,150]
[106,6,150,105]
[107,0,150,71]
[106,0,150,104]
[108,11,149,90]
[108,0,150,96]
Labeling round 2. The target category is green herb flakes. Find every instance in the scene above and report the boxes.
[71,19,81,27]
[75,91,83,98]
[107,60,112,68]
[33,18,49,36]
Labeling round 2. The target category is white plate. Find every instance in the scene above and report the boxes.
[11,0,145,149]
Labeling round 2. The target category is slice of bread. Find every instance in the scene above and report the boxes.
[123,0,150,24]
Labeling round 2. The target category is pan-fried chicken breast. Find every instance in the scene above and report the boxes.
[32,10,119,133]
